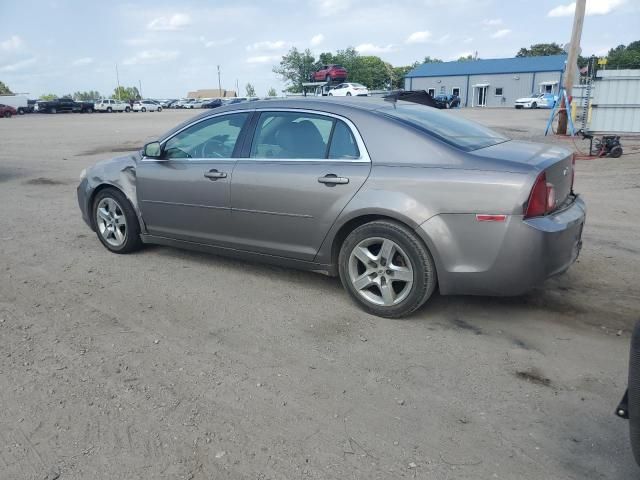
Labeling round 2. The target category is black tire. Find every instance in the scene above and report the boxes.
[338,220,437,318]
[610,146,623,158]
[4,111,11,118]
[157,106,162,112]
[346,92,352,96]
[87,107,94,113]
[18,108,25,115]
[92,188,142,254]
[531,102,537,109]
[107,107,112,113]
[125,106,131,112]
[50,107,57,114]
[141,107,146,112]
[628,321,640,464]
[328,93,333,96]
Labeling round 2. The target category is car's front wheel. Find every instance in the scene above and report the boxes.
[93,188,142,254]
[531,102,537,109]
[338,220,437,318]
[157,106,162,112]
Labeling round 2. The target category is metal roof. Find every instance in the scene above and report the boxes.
[406,54,567,78]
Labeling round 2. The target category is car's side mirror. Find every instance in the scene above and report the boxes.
[143,141,162,159]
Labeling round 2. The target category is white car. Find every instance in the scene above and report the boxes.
[133,100,162,112]
[328,83,369,97]
[514,93,551,109]
[95,99,130,113]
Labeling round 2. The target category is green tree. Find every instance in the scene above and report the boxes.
[607,41,640,68]
[39,93,57,101]
[273,47,317,93]
[245,83,256,97]
[0,81,12,95]
[267,87,277,97]
[457,55,474,62]
[516,43,564,57]
[113,86,140,100]
[73,90,101,101]
[422,56,443,64]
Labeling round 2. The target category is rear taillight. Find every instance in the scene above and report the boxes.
[525,172,556,218]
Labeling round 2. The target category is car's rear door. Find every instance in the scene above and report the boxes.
[229,110,371,261]
[136,111,252,245]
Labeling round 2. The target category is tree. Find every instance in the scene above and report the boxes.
[422,56,443,64]
[39,93,57,101]
[267,87,277,97]
[73,90,101,101]
[516,43,564,57]
[273,47,317,93]
[457,55,474,62]
[113,86,140,100]
[607,41,640,68]
[0,81,12,95]
[245,83,256,97]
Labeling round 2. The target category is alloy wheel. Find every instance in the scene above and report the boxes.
[96,197,127,247]
[348,237,414,306]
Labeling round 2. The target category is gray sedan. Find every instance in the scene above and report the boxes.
[77,97,585,317]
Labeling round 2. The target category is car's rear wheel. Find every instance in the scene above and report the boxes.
[93,188,142,254]
[4,111,11,118]
[157,106,162,112]
[141,107,146,112]
[628,321,640,464]
[338,220,437,318]
[107,107,112,113]
[125,106,131,112]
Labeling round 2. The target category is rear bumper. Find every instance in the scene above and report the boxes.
[417,195,586,296]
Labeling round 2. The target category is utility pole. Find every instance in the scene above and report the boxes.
[236,79,239,97]
[115,64,121,100]
[217,65,222,96]
[138,79,142,99]
[557,0,585,135]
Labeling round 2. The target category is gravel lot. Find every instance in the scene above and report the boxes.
[1,107,639,479]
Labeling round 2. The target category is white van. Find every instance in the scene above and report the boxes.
[0,95,28,114]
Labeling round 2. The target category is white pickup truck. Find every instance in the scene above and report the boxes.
[0,94,28,114]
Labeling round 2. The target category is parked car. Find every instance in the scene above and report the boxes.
[514,93,553,109]
[617,321,640,466]
[0,104,17,117]
[160,99,178,108]
[0,94,28,114]
[77,97,585,318]
[94,99,130,113]
[329,83,369,97]
[310,64,348,82]
[36,97,94,113]
[133,100,162,112]
[433,94,461,109]
[201,98,223,109]
[172,99,192,109]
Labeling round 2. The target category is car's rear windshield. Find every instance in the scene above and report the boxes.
[378,103,508,151]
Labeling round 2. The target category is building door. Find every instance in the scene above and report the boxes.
[477,86,487,107]
[427,88,435,97]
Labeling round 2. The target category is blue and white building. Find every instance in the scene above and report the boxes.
[404,54,569,107]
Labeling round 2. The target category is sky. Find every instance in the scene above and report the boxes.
[1,0,638,99]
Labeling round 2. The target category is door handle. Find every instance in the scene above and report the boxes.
[204,170,227,180]
[318,174,349,185]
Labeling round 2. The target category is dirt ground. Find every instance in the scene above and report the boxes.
[1,107,639,480]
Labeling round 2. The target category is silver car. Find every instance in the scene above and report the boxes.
[77,98,585,317]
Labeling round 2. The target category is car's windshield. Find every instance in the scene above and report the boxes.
[379,103,509,151]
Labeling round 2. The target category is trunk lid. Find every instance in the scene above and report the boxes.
[473,140,574,207]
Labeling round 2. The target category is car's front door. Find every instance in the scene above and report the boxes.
[229,110,371,261]
[137,112,251,245]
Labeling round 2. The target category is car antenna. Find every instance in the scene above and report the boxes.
[383,90,437,108]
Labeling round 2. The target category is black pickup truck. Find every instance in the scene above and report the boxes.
[36,97,94,113]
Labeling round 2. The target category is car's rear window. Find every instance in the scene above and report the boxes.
[378,103,508,151]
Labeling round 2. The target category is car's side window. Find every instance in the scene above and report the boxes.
[250,112,334,159]
[163,113,249,160]
[329,120,360,159]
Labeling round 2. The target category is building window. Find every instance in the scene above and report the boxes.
[427,88,435,97]
[495,87,503,96]
[452,87,460,96]
[440,86,445,93]
[544,84,553,93]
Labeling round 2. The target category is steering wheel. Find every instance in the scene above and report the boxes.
[199,137,227,159]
